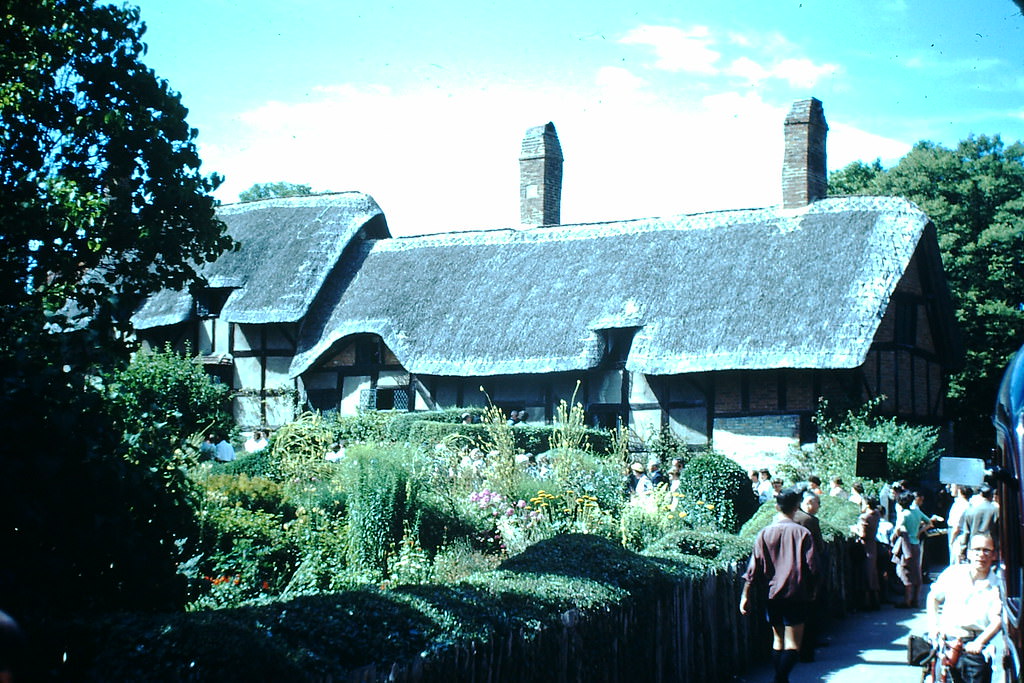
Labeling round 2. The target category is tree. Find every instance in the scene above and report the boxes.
[829,136,1024,452]
[0,0,232,620]
[238,181,315,202]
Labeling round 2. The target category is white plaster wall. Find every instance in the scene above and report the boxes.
[592,370,622,403]
[198,321,213,355]
[668,407,708,445]
[235,356,262,390]
[629,374,658,403]
[341,375,370,415]
[265,395,296,428]
[713,415,800,472]
[265,357,291,389]
[630,408,661,442]
[234,325,256,352]
[378,370,410,388]
[233,395,262,429]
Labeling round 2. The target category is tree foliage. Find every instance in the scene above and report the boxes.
[0,0,231,620]
[829,136,1024,451]
[238,181,315,202]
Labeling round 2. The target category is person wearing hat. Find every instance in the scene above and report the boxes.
[627,461,653,500]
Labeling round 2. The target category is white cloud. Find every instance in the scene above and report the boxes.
[594,66,649,95]
[619,25,720,74]
[773,58,840,88]
[199,76,911,237]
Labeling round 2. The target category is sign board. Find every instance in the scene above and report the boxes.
[938,456,986,487]
[856,442,889,479]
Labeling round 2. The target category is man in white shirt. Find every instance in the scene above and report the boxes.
[926,533,1002,683]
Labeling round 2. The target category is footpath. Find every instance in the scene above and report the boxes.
[732,572,1007,682]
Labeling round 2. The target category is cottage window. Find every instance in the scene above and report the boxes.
[195,287,232,319]
[895,300,917,347]
[600,328,638,369]
[359,387,411,411]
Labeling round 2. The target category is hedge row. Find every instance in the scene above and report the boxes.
[31,534,681,681]
[405,420,613,455]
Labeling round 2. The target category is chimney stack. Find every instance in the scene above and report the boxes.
[519,122,562,225]
[782,98,828,209]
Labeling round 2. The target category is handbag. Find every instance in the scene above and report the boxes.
[907,634,935,666]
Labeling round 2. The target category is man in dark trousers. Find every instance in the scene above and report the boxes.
[740,488,820,683]
[794,489,826,661]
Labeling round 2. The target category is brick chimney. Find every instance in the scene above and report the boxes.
[519,122,562,225]
[782,98,828,209]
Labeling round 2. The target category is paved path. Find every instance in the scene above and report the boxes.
[732,598,1007,683]
[732,602,930,682]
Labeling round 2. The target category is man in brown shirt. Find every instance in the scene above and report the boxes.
[740,488,820,683]
[793,489,826,661]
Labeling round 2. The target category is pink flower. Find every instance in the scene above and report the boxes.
[517,499,527,508]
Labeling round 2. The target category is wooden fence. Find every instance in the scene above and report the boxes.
[334,536,856,682]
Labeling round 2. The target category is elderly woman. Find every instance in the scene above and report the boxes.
[892,489,932,608]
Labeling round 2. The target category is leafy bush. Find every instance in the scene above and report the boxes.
[795,398,943,487]
[388,408,485,441]
[644,529,754,576]
[202,473,292,516]
[221,447,278,479]
[332,410,395,444]
[677,451,758,533]
[620,502,670,552]
[106,344,233,440]
[272,412,336,484]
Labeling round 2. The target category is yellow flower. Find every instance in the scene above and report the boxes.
[679,512,687,518]
[705,504,715,510]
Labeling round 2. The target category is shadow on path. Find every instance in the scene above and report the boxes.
[732,601,930,683]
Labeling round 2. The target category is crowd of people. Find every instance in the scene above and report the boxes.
[740,469,1003,683]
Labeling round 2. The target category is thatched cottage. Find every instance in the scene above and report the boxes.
[132,98,963,464]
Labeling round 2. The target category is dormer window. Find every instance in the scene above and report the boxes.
[600,328,638,369]
[195,287,232,319]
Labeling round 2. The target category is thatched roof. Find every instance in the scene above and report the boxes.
[132,193,388,329]
[289,195,961,378]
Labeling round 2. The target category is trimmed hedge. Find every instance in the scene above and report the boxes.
[30,535,675,681]
[405,419,613,454]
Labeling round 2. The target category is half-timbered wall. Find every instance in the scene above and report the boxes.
[299,334,412,416]
[859,249,947,421]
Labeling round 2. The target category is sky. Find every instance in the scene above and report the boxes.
[132,0,1024,236]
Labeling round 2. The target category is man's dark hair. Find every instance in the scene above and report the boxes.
[980,484,995,500]
[863,495,879,510]
[807,475,821,487]
[960,485,974,498]
[897,490,917,509]
[776,488,802,515]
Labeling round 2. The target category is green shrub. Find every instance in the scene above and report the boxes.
[193,504,296,607]
[815,495,861,543]
[388,408,484,441]
[273,412,336,484]
[619,503,670,552]
[332,410,395,444]
[203,473,292,515]
[221,447,278,479]
[795,397,943,487]
[677,451,758,533]
[644,529,754,576]
[106,343,233,440]
[738,500,780,540]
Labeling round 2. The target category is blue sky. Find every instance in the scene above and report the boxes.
[133,0,1024,235]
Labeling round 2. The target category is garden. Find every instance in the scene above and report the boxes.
[23,348,944,681]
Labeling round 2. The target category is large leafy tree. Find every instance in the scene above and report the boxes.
[238,181,315,202]
[0,0,232,621]
[829,136,1024,452]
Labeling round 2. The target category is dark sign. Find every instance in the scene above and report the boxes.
[856,442,889,479]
